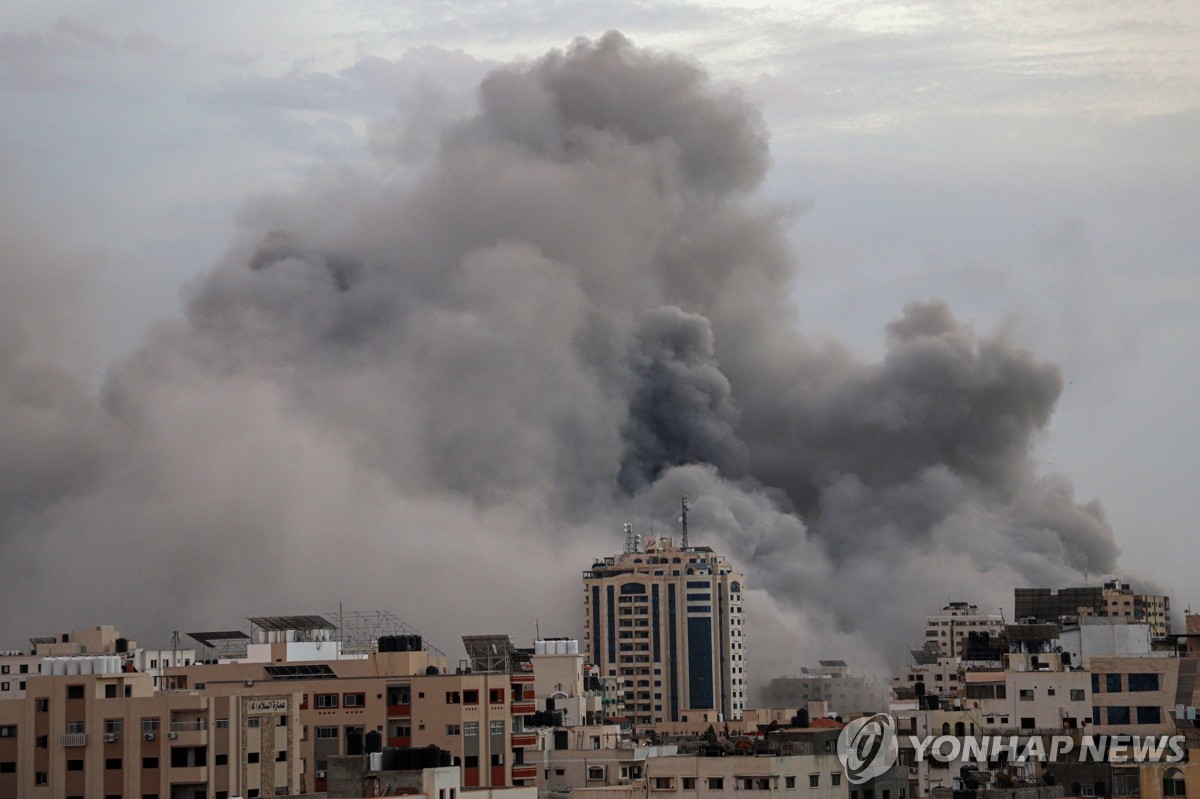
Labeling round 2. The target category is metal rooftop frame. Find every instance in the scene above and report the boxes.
[462,634,516,673]
[186,630,251,659]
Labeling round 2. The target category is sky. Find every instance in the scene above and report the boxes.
[1,2,1197,682]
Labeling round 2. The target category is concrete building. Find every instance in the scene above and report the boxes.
[923,604,1007,660]
[0,618,544,798]
[583,529,746,726]
[326,755,539,799]
[763,662,892,718]
[1015,582,1172,640]
[563,746,848,799]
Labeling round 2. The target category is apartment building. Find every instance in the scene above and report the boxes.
[764,662,891,718]
[1015,582,1172,640]
[583,533,746,726]
[564,747,848,799]
[922,603,1006,660]
[0,618,543,798]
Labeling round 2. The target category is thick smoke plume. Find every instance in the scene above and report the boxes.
[0,33,1120,686]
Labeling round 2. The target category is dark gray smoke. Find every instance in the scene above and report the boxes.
[0,33,1123,684]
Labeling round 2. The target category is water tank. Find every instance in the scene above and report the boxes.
[425,665,439,675]
[365,730,383,754]
[440,749,452,767]
[43,658,55,676]
[95,657,109,675]
[66,657,81,676]
[115,637,129,654]
[535,640,547,656]
[796,708,810,728]
[567,640,579,655]
[346,729,364,756]
[109,656,121,673]
[369,751,383,772]
[52,658,66,676]
[423,745,442,768]
[378,636,395,653]
[80,657,94,675]
[381,747,398,771]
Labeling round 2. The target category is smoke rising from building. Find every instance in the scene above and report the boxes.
[0,33,1120,683]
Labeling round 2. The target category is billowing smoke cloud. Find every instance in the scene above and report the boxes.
[0,33,1123,688]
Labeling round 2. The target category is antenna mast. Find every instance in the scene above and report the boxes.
[680,495,689,549]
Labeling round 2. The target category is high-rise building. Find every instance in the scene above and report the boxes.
[1015,580,1172,639]
[922,601,1006,659]
[582,522,745,727]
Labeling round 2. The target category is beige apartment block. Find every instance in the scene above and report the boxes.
[567,750,849,799]
[1086,656,1181,736]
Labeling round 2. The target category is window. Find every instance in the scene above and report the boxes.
[683,777,696,789]
[463,689,479,704]
[833,773,843,786]
[1137,706,1162,724]
[810,775,820,787]
[653,777,674,789]
[316,727,338,739]
[67,721,85,734]
[215,754,227,766]
[106,757,122,769]
[491,753,505,766]
[105,719,123,734]
[67,685,84,699]
[446,724,461,736]
[490,688,504,703]
[1021,718,1036,729]
[1163,769,1186,797]
[36,734,47,748]
[490,720,505,736]
[36,772,48,785]
[1071,689,1085,701]
[67,759,84,771]
[315,694,338,708]
[35,698,48,712]
[0,725,14,737]
[445,691,460,704]
[1129,674,1160,692]
[248,716,261,728]
[1019,689,1034,701]
[1107,706,1131,725]
[1106,674,1123,693]
[464,722,479,737]
[105,683,117,698]
[248,752,260,763]
[344,693,366,708]
[142,718,160,733]
[276,750,288,762]
[465,756,479,768]
[0,762,14,773]
[143,756,159,768]
[709,778,724,789]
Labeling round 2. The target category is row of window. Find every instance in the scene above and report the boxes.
[1092,673,1161,693]
[444,721,506,736]
[314,692,366,709]
[445,689,506,704]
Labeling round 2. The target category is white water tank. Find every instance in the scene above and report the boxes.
[110,656,122,673]
[52,658,66,676]
[535,640,547,656]
[369,752,383,771]
[66,657,81,676]
[567,640,579,655]
[80,657,94,675]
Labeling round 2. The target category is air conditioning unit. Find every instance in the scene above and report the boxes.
[104,733,117,742]
[316,770,327,779]
[244,680,254,687]
[144,732,156,741]
[167,731,178,739]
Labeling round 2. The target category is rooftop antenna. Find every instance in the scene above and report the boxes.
[680,495,689,549]
[623,523,639,554]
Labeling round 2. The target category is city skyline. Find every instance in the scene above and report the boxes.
[1,4,1197,683]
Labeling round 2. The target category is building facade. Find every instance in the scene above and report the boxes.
[583,535,745,726]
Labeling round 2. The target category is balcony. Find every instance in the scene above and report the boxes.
[170,720,206,732]
[60,733,88,747]
[512,733,537,747]
[511,701,536,715]
[512,765,538,780]
[387,704,411,717]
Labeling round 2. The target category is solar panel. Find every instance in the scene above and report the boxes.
[264,664,337,680]
[187,631,251,648]
[248,615,335,632]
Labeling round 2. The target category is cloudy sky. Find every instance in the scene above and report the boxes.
[1,2,1197,672]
